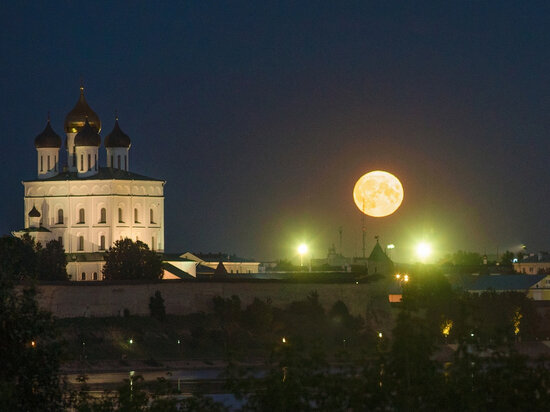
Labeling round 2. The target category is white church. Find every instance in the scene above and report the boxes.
[13,86,167,281]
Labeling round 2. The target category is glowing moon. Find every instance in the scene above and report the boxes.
[353,171,404,217]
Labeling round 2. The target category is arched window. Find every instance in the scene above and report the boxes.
[92,272,98,281]
[151,236,155,251]
[118,208,124,223]
[87,154,91,171]
[78,208,85,224]
[150,209,155,224]
[117,155,121,169]
[40,156,43,172]
[80,154,84,171]
[47,156,51,170]
[99,208,106,223]
[100,235,105,250]
[81,272,86,281]
[78,236,84,251]
[57,209,64,224]
[134,208,139,223]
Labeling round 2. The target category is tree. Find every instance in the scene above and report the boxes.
[500,250,514,266]
[0,281,64,410]
[36,239,68,281]
[0,235,37,282]
[149,290,166,321]
[102,239,162,281]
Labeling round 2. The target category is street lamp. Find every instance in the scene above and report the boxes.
[298,244,308,267]
[416,242,432,261]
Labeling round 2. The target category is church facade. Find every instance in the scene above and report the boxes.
[14,86,165,281]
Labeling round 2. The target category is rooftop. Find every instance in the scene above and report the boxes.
[24,167,164,183]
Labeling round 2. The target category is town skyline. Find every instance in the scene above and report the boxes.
[2,2,550,262]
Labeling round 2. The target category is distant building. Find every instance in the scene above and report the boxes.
[13,86,165,281]
[181,252,262,275]
[513,252,550,275]
[467,274,550,300]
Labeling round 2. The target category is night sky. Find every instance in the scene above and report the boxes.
[2,1,550,263]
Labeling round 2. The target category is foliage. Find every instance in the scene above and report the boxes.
[0,282,64,410]
[102,238,162,281]
[36,239,68,281]
[149,290,166,321]
[500,250,515,266]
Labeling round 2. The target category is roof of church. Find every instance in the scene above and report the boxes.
[65,86,101,133]
[74,118,101,147]
[24,167,164,182]
[28,205,41,217]
[104,119,131,148]
[467,274,546,291]
[15,226,51,233]
[368,241,392,263]
[35,120,62,148]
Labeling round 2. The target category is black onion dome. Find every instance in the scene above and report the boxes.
[104,119,131,148]
[64,86,101,133]
[34,120,61,148]
[74,118,101,147]
[28,205,41,217]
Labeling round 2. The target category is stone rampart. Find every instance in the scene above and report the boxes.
[34,280,390,318]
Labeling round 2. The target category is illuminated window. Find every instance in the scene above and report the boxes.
[57,209,64,224]
[78,236,84,251]
[99,208,106,223]
[78,208,85,224]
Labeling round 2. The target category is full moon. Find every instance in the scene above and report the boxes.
[353,170,404,217]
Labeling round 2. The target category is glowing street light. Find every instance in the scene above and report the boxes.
[282,337,287,344]
[129,338,134,345]
[416,242,432,261]
[298,244,308,267]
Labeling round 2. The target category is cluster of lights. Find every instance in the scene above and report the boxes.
[395,273,409,282]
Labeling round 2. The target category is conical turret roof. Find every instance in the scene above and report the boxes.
[104,118,131,148]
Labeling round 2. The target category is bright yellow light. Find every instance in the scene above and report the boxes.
[378,332,383,339]
[31,341,36,348]
[513,308,522,336]
[403,274,409,282]
[395,273,401,279]
[297,244,308,255]
[441,320,453,337]
[387,244,395,249]
[282,337,287,344]
[353,171,404,217]
[416,242,432,260]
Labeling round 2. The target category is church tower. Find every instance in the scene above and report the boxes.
[104,117,131,171]
[64,85,101,172]
[34,118,61,179]
[74,118,101,177]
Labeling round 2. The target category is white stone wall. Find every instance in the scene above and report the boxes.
[23,178,164,253]
[106,147,129,171]
[36,147,60,179]
[75,146,100,177]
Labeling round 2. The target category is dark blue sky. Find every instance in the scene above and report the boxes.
[2,1,550,262]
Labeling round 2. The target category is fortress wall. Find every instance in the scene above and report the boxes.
[34,281,390,319]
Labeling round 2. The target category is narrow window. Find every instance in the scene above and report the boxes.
[80,154,84,171]
[81,272,86,281]
[47,155,51,170]
[79,208,85,224]
[150,209,154,224]
[118,208,123,223]
[111,155,113,167]
[58,236,63,247]
[87,154,91,171]
[151,236,155,251]
[94,154,97,171]
[124,155,127,171]
[117,155,121,169]
[100,208,106,223]
[100,235,106,250]
[54,155,57,171]
[93,272,98,281]
[134,208,139,223]
[40,156,43,172]
[78,236,84,251]
[57,209,64,224]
